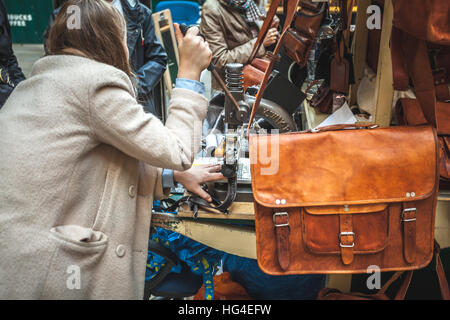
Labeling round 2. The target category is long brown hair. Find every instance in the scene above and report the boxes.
[47,0,132,78]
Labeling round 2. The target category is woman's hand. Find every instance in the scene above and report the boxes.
[173,164,224,202]
[174,23,212,81]
[271,15,280,29]
[263,28,279,48]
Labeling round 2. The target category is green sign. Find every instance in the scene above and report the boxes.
[4,0,53,44]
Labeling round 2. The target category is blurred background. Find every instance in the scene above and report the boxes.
[5,0,196,76]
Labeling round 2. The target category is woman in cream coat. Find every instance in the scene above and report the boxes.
[0,0,214,299]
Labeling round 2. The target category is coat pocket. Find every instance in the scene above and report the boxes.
[41,225,108,299]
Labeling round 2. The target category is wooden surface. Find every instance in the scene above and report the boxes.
[349,0,371,106]
[152,212,257,258]
[177,201,255,220]
[372,0,394,127]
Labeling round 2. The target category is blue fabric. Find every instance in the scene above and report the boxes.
[154,1,200,25]
[146,227,226,300]
[146,225,326,300]
[176,78,206,95]
[223,255,326,300]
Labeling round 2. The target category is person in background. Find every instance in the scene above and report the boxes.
[0,0,25,108]
[200,0,279,91]
[44,0,168,116]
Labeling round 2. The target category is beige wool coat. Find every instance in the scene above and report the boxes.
[0,55,207,299]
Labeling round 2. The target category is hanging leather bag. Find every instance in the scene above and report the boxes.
[305,79,333,114]
[393,30,450,180]
[242,58,270,91]
[249,124,440,274]
[392,0,450,46]
[282,0,327,66]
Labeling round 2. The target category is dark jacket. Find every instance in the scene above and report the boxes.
[0,0,25,108]
[44,0,168,115]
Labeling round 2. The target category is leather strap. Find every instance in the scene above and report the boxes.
[249,0,283,62]
[401,203,417,264]
[435,83,450,102]
[374,270,412,300]
[379,241,449,300]
[391,27,410,91]
[434,240,450,300]
[248,0,301,132]
[273,211,290,270]
[393,270,414,300]
[339,214,354,265]
[400,30,438,128]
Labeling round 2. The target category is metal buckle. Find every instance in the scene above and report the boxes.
[402,208,417,222]
[339,232,355,248]
[273,212,289,228]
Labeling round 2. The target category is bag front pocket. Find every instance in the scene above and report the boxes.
[302,204,389,258]
[282,28,312,66]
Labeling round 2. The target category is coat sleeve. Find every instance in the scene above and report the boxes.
[136,10,168,100]
[138,162,166,199]
[200,9,266,72]
[89,72,207,172]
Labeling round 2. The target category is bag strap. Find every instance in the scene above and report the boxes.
[434,240,450,300]
[247,0,301,132]
[376,240,449,300]
[249,0,283,62]
[399,29,438,128]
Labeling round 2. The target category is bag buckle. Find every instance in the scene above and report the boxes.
[402,208,417,222]
[273,212,289,228]
[339,232,355,248]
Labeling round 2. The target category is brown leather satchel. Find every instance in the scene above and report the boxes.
[249,124,440,274]
[282,0,326,66]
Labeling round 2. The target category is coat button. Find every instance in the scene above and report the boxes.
[116,245,126,257]
[128,185,136,198]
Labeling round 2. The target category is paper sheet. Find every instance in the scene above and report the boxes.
[315,103,357,129]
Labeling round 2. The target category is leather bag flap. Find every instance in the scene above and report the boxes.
[250,126,438,207]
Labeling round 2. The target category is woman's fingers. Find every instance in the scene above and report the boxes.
[193,185,212,202]
[174,23,184,43]
[186,25,200,37]
[203,172,225,182]
[206,164,221,172]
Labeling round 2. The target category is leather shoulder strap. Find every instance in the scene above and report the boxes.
[434,240,450,300]
[247,0,301,131]
[399,28,438,128]
[249,0,283,62]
